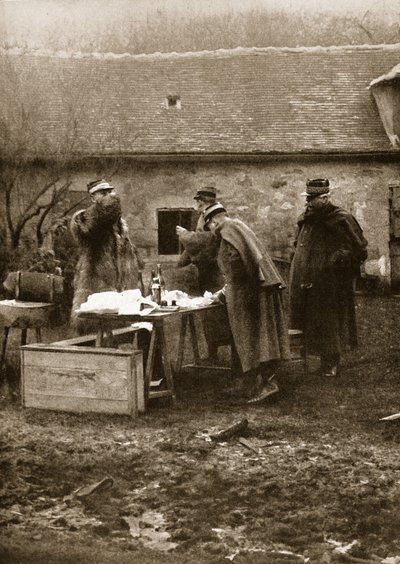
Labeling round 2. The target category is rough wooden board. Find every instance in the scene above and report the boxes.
[23,349,131,372]
[380,412,400,421]
[23,393,132,415]
[23,366,130,399]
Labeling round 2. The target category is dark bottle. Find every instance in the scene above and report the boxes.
[137,270,145,296]
[151,270,161,305]
[157,263,166,298]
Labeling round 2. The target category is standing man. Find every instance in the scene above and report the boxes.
[289,178,368,376]
[70,179,141,333]
[204,204,291,404]
[176,186,229,360]
[176,186,223,294]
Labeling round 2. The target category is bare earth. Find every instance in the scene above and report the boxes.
[0,295,399,564]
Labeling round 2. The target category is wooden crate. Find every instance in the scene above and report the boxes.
[20,344,144,417]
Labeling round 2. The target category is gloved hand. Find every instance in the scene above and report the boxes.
[210,287,226,304]
[330,249,352,269]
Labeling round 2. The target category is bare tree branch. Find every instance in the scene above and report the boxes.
[35,180,72,245]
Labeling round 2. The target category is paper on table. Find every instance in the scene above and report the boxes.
[131,322,153,332]
[162,290,214,308]
[77,288,215,315]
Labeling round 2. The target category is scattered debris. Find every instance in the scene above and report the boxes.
[327,538,359,554]
[73,477,114,499]
[122,511,177,552]
[238,437,262,455]
[210,419,249,442]
[325,539,380,563]
[225,548,240,560]
[379,413,400,421]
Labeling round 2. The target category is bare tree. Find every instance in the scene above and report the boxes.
[0,55,72,254]
[13,5,400,53]
[0,48,145,277]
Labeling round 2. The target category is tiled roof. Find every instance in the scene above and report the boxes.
[2,44,400,156]
[369,62,400,87]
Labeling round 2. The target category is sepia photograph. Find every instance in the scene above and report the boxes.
[0,0,400,562]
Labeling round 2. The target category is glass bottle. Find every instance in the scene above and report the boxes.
[151,270,161,305]
[157,263,166,298]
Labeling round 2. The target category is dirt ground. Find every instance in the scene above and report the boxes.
[0,295,400,564]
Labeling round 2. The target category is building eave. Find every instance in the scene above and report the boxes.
[64,150,400,164]
[2,150,399,167]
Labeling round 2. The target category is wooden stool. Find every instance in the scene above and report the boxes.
[0,301,53,374]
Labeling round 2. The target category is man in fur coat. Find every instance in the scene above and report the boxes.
[289,178,368,376]
[70,179,141,333]
[205,203,291,404]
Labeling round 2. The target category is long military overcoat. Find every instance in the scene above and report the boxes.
[217,218,291,374]
[289,203,368,358]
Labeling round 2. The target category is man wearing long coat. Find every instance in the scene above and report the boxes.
[176,186,229,357]
[289,179,368,376]
[205,203,291,403]
[70,179,141,333]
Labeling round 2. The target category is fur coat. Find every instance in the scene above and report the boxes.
[70,194,140,333]
[177,206,224,294]
[178,230,224,293]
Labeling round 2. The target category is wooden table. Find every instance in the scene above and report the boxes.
[77,303,225,408]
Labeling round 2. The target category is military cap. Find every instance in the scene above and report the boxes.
[194,186,217,200]
[301,178,330,197]
[203,202,227,226]
[87,179,114,195]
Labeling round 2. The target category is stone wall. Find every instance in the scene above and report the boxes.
[69,155,400,288]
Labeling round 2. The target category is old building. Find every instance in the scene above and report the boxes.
[1,44,400,287]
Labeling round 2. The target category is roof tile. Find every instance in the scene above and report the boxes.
[1,44,400,156]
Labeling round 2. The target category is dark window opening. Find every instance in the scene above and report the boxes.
[157,208,198,255]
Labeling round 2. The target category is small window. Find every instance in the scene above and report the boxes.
[166,95,181,109]
[157,208,198,255]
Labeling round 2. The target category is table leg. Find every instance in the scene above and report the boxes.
[35,328,42,342]
[157,323,176,405]
[144,328,157,408]
[188,313,201,365]
[95,328,104,347]
[0,327,10,376]
[175,314,188,374]
[21,328,27,346]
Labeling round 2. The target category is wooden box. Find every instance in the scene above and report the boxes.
[20,344,144,417]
